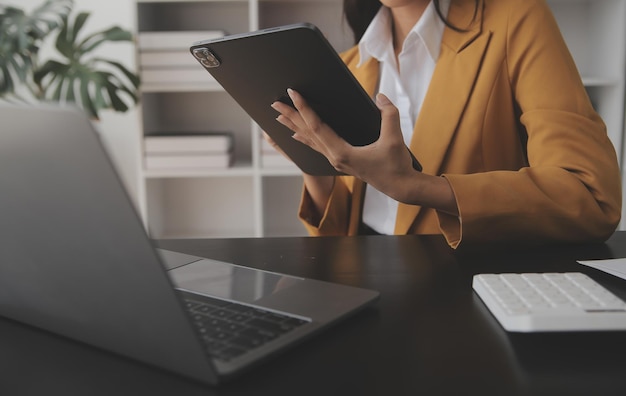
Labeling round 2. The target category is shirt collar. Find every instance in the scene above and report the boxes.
[357,0,450,67]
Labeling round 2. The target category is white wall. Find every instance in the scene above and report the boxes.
[6,0,142,208]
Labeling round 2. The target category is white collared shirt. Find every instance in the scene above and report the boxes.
[359,1,449,234]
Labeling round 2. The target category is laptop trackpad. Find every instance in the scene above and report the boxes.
[168,258,304,303]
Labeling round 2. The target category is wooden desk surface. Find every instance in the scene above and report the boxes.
[2,233,626,395]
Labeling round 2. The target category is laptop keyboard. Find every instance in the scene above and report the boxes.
[178,291,309,362]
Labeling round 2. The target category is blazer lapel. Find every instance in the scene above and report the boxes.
[395,0,491,234]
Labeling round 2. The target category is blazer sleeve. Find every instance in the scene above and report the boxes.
[440,0,622,246]
[299,175,359,236]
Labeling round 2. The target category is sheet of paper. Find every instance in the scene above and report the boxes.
[577,258,626,281]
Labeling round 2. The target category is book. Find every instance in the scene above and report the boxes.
[139,51,199,68]
[144,133,233,154]
[145,152,233,170]
[138,30,226,51]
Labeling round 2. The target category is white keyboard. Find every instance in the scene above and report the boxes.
[473,272,626,332]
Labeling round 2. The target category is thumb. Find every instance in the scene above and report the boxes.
[375,93,403,142]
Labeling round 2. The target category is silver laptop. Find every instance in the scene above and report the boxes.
[0,103,379,385]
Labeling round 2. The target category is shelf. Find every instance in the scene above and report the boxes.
[259,166,302,177]
[582,77,623,87]
[141,81,223,93]
[144,161,254,178]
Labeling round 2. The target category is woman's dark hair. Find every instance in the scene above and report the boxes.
[343,0,479,44]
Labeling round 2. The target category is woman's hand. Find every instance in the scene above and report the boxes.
[272,89,415,202]
[271,89,459,216]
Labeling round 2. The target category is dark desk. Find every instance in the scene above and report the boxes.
[2,233,626,395]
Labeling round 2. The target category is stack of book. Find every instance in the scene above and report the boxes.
[144,132,234,171]
[138,30,225,88]
[260,132,297,169]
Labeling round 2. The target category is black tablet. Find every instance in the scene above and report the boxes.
[190,23,421,175]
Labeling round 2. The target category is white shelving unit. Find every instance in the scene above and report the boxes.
[133,0,626,239]
[135,0,352,239]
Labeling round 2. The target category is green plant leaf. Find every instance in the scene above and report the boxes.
[4,1,140,118]
[38,58,139,119]
[29,0,73,39]
[0,64,14,93]
[79,26,133,54]
[55,14,73,59]
[33,59,67,86]
[68,11,89,46]
[0,0,73,97]
[8,55,27,82]
[50,74,65,102]
[65,75,76,102]
[97,59,141,88]
[106,81,129,113]
[93,79,107,109]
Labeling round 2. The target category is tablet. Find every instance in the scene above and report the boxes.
[190,23,421,175]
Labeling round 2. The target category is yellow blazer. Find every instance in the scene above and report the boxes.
[298,0,622,248]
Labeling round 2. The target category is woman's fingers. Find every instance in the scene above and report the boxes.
[271,101,305,132]
[271,88,362,174]
[376,93,408,152]
[285,89,350,156]
[286,89,323,136]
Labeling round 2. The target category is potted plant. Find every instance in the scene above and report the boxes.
[0,0,140,119]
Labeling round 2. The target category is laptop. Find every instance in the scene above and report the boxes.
[0,103,380,385]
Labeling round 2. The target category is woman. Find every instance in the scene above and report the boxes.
[269,0,621,248]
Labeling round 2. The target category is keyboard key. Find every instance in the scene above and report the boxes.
[194,304,219,315]
[185,300,202,310]
[177,291,310,362]
[229,335,265,350]
[210,346,247,361]
[245,318,290,336]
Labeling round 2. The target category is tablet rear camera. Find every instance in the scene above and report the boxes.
[192,48,220,68]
